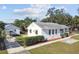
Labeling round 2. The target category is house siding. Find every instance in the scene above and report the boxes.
[42,29,61,40]
[27,22,69,40]
[27,23,42,36]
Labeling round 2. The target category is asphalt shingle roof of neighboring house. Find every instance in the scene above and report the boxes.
[35,22,69,29]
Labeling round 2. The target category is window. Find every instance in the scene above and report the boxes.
[55,29,57,34]
[52,29,54,34]
[30,29,32,33]
[49,29,51,35]
[14,30,16,31]
[35,30,38,34]
[60,29,64,33]
[65,28,67,32]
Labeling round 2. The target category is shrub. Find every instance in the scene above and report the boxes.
[16,36,26,46]
[60,32,69,38]
[0,30,6,50]
[0,37,6,50]
[64,33,69,37]
[25,36,45,46]
[16,36,45,46]
[0,41,6,50]
[60,33,65,38]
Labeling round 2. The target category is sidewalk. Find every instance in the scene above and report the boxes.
[25,34,79,50]
[4,37,30,54]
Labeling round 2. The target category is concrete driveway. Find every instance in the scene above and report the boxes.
[4,37,30,54]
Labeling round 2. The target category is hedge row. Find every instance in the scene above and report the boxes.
[16,36,46,46]
[24,36,45,46]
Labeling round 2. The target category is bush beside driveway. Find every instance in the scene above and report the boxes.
[0,38,7,54]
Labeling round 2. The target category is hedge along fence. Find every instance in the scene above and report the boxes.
[24,36,45,46]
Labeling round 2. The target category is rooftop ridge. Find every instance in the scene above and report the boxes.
[33,22,69,29]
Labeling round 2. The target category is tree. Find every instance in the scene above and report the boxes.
[14,17,36,34]
[0,21,6,50]
[0,21,5,30]
[42,7,72,26]
[0,21,5,37]
[0,21,5,39]
[72,16,79,30]
[14,19,22,27]
[45,7,56,22]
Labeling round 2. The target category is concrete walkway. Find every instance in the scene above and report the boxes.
[61,34,79,44]
[4,37,30,54]
[61,38,79,44]
[25,34,79,50]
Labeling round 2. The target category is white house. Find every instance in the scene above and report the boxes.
[27,22,69,40]
[5,23,20,35]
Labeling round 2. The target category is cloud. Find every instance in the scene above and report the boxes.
[2,6,7,10]
[55,6,66,9]
[13,4,52,21]
[55,6,69,13]
[13,5,69,21]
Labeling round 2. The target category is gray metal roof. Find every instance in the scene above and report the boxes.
[34,22,69,29]
[5,23,20,30]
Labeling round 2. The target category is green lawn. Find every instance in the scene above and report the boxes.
[29,41,79,54]
[0,50,7,54]
[71,35,79,40]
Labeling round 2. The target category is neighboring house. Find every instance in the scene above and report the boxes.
[27,22,69,40]
[5,23,20,35]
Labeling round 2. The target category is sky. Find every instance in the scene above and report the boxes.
[0,4,79,23]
